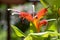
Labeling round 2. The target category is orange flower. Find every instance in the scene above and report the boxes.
[19,8,48,32]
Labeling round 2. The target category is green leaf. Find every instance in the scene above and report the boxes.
[40,0,48,7]
[42,32,49,37]
[29,31,60,37]
[11,25,25,37]
[24,32,60,40]
[24,35,33,40]
[29,32,49,38]
[49,32,58,37]
[48,23,57,32]
[42,31,58,37]
[40,0,60,8]
[24,33,44,40]
[31,35,44,40]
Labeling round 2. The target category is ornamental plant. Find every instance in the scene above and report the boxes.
[11,8,60,40]
[11,0,60,40]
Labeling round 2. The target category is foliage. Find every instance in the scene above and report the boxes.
[11,25,25,37]
[11,23,60,40]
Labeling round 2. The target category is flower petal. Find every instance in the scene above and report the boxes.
[32,19,39,32]
[37,20,48,32]
[19,12,33,21]
[39,20,48,25]
[35,8,47,20]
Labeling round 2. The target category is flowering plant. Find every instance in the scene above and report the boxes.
[10,0,60,40]
[11,7,60,40]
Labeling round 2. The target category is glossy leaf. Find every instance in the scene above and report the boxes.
[11,25,25,37]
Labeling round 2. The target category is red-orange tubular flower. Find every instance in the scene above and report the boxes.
[19,8,48,32]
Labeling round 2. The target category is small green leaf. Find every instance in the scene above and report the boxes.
[31,35,44,40]
[11,25,25,37]
[48,23,57,32]
[29,32,49,38]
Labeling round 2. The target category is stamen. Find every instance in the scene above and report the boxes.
[8,9,20,15]
[32,5,35,17]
